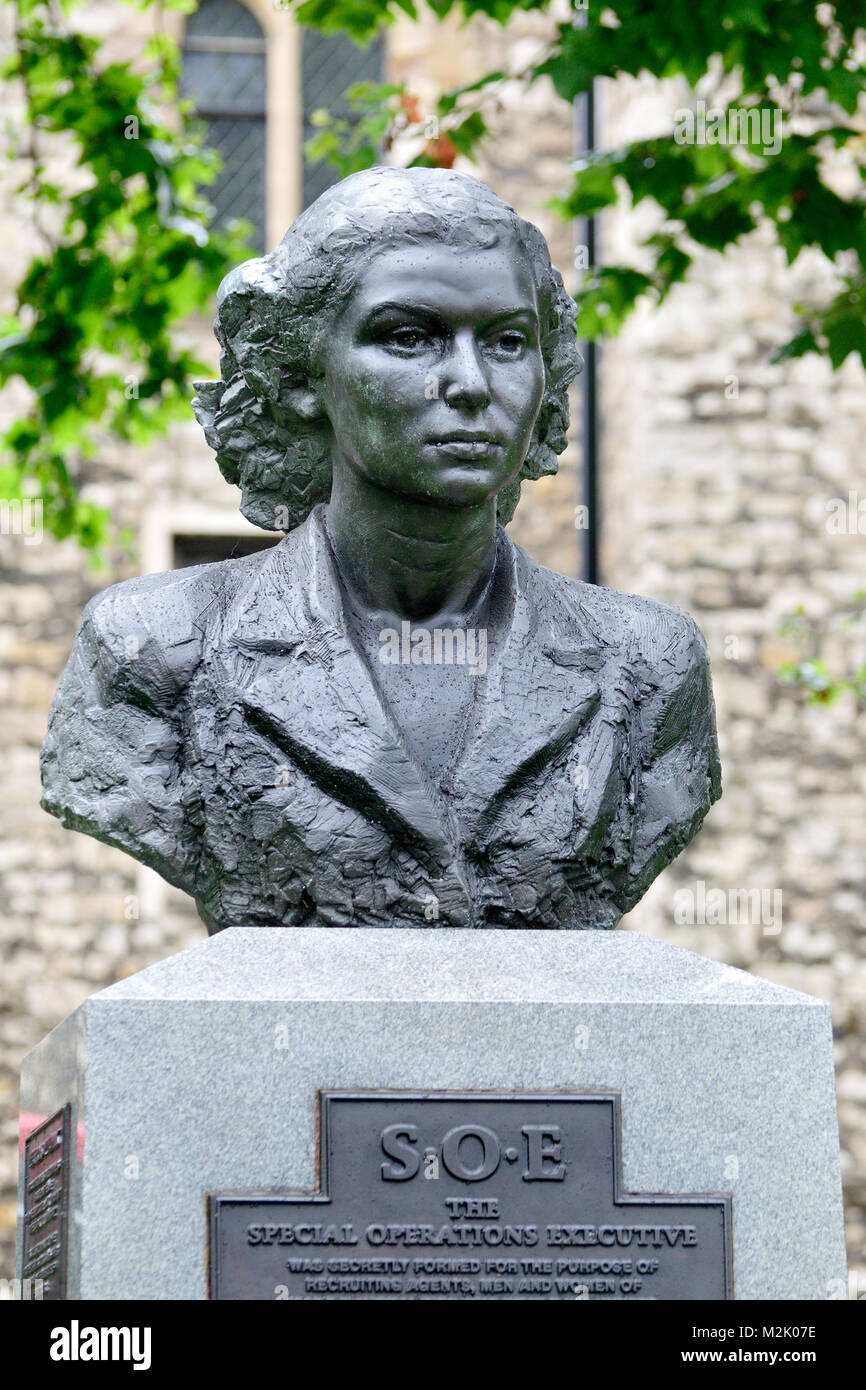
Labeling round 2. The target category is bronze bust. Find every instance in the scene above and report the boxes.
[41,167,721,932]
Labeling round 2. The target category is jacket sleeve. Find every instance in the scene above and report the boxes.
[616,608,722,915]
[40,582,202,895]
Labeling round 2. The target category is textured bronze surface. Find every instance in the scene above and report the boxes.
[210,1093,732,1300]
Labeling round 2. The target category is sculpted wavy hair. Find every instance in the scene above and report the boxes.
[193,166,581,531]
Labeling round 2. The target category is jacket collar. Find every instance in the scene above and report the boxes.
[221,505,602,863]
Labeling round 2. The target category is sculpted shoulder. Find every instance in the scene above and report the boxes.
[78,547,276,706]
[514,543,711,680]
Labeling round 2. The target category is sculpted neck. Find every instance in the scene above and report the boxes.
[325,469,498,625]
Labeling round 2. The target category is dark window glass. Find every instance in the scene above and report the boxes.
[173,533,279,570]
[302,32,385,208]
[181,0,267,253]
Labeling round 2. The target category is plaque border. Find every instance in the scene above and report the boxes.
[208,1090,734,1300]
[22,1100,72,1301]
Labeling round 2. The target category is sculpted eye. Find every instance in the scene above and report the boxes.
[385,326,430,351]
[489,330,527,356]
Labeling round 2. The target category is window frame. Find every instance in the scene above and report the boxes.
[172,0,301,247]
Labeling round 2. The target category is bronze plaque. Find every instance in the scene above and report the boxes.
[22,1103,71,1300]
[210,1093,732,1300]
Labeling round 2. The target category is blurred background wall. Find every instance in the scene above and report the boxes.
[1,0,864,1292]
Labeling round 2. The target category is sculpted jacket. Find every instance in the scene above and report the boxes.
[41,506,722,932]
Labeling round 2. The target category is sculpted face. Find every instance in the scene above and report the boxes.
[315,238,546,509]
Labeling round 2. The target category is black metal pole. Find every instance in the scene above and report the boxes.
[576,75,599,586]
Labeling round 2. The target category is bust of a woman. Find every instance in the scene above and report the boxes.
[41,166,721,932]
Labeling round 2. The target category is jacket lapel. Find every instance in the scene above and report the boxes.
[220,508,605,866]
[450,539,604,846]
[222,508,455,869]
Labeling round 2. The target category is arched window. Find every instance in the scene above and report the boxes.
[301,32,385,208]
[181,0,267,252]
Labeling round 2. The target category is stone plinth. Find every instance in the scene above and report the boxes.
[18,929,846,1299]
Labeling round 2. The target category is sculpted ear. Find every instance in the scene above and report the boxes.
[283,381,325,421]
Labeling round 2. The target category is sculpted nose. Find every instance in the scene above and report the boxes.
[442,332,491,410]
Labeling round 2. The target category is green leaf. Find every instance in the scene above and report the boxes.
[4,0,249,552]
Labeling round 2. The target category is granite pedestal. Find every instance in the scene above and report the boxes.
[18,929,846,1300]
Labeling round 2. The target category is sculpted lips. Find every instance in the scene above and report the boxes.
[427,432,503,459]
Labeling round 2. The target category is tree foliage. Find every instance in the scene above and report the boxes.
[299,0,866,365]
[777,595,866,709]
[0,0,250,552]
[4,0,866,552]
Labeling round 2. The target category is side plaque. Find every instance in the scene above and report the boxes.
[210,1092,732,1300]
[22,1103,71,1300]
